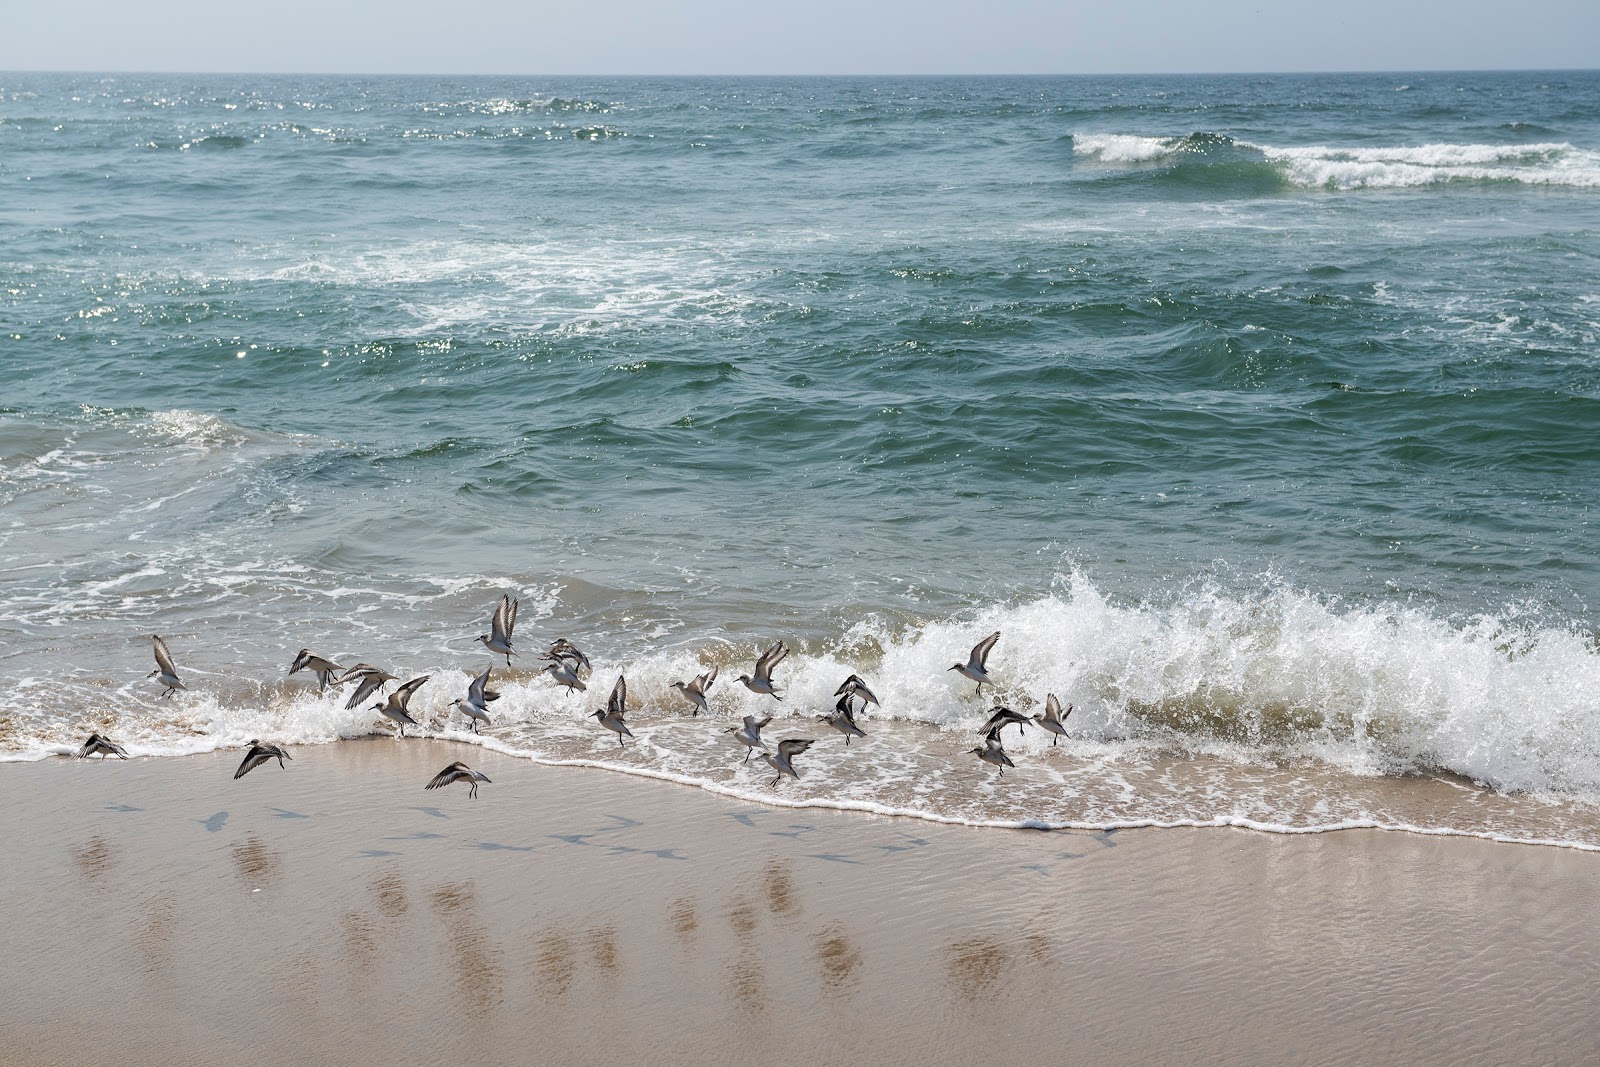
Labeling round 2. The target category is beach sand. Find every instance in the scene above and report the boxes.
[2,740,1596,1066]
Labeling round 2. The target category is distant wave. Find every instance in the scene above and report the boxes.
[1073,132,1600,190]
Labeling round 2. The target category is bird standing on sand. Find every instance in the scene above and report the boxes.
[819,695,867,745]
[373,676,430,737]
[670,666,718,716]
[1033,694,1072,746]
[448,665,499,735]
[969,730,1016,777]
[760,738,816,788]
[149,635,185,698]
[948,632,1000,696]
[834,673,880,712]
[337,663,397,711]
[592,675,632,748]
[78,733,128,759]
[426,761,491,799]
[288,649,343,691]
[476,594,518,666]
[979,705,1029,739]
[234,739,292,779]
[730,714,773,763]
[737,641,788,700]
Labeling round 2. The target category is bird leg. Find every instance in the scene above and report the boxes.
[743,748,752,764]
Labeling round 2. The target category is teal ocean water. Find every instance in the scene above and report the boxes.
[3,71,1599,844]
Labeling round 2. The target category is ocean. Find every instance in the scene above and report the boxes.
[3,70,1599,846]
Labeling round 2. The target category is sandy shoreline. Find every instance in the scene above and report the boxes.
[2,740,1596,1066]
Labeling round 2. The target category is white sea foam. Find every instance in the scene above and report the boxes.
[1073,132,1600,189]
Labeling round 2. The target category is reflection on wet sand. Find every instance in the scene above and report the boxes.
[946,936,1008,1000]
[341,911,378,980]
[761,860,801,918]
[816,922,863,989]
[533,930,577,998]
[669,898,698,945]
[430,880,503,1019]
[231,834,281,884]
[373,871,408,916]
[71,834,117,880]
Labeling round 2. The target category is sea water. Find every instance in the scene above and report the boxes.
[3,71,1599,845]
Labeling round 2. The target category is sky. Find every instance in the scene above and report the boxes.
[4,0,1598,75]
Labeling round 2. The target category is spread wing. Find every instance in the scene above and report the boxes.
[289,649,310,675]
[755,641,787,681]
[971,632,1000,669]
[607,675,627,717]
[426,762,469,790]
[491,595,518,643]
[697,665,718,693]
[469,666,493,704]
[1045,694,1063,721]
[152,635,178,676]
[345,674,385,710]
[234,746,266,779]
[777,738,815,759]
[394,675,430,709]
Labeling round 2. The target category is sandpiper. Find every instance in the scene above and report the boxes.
[669,665,718,716]
[592,675,632,748]
[78,733,128,759]
[337,663,398,711]
[737,641,788,701]
[819,694,867,745]
[426,761,491,799]
[969,731,1016,777]
[948,631,1000,696]
[373,676,430,737]
[542,657,588,696]
[834,673,880,711]
[760,738,816,788]
[730,714,773,763]
[542,638,592,675]
[1033,694,1072,745]
[234,739,292,779]
[148,635,185,698]
[448,665,499,735]
[476,593,518,666]
[288,649,343,691]
[979,705,1029,738]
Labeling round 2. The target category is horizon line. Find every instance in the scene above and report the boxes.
[4,66,1598,79]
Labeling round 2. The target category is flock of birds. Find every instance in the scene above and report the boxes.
[74,595,1077,797]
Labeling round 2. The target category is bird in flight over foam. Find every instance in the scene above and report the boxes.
[670,665,718,716]
[541,638,591,676]
[426,761,491,799]
[543,656,587,696]
[476,594,518,666]
[592,675,633,748]
[1032,694,1072,746]
[834,673,880,713]
[234,739,292,779]
[969,730,1016,777]
[288,649,343,692]
[760,738,816,788]
[819,692,867,745]
[448,665,499,735]
[979,705,1029,739]
[338,663,397,711]
[948,631,999,696]
[373,676,430,737]
[78,733,128,759]
[149,635,185,698]
[737,641,788,701]
[730,714,772,763]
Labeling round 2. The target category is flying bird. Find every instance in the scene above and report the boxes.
[149,635,185,698]
[834,673,880,711]
[948,631,1000,696]
[426,761,491,799]
[760,738,816,788]
[591,675,632,748]
[234,739,292,779]
[729,714,773,763]
[670,665,718,716]
[373,676,430,737]
[288,649,343,691]
[969,731,1016,777]
[979,706,1029,739]
[819,695,867,745]
[337,663,398,711]
[737,641,788,700]
[542,638,592,675]
[448,665,499,735]
[1033,694,1073,746]
[476,594,518,666]
[78,733,128,759]
[542,657,588,696]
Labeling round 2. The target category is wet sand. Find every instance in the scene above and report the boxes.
[2,739,1597,1066]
